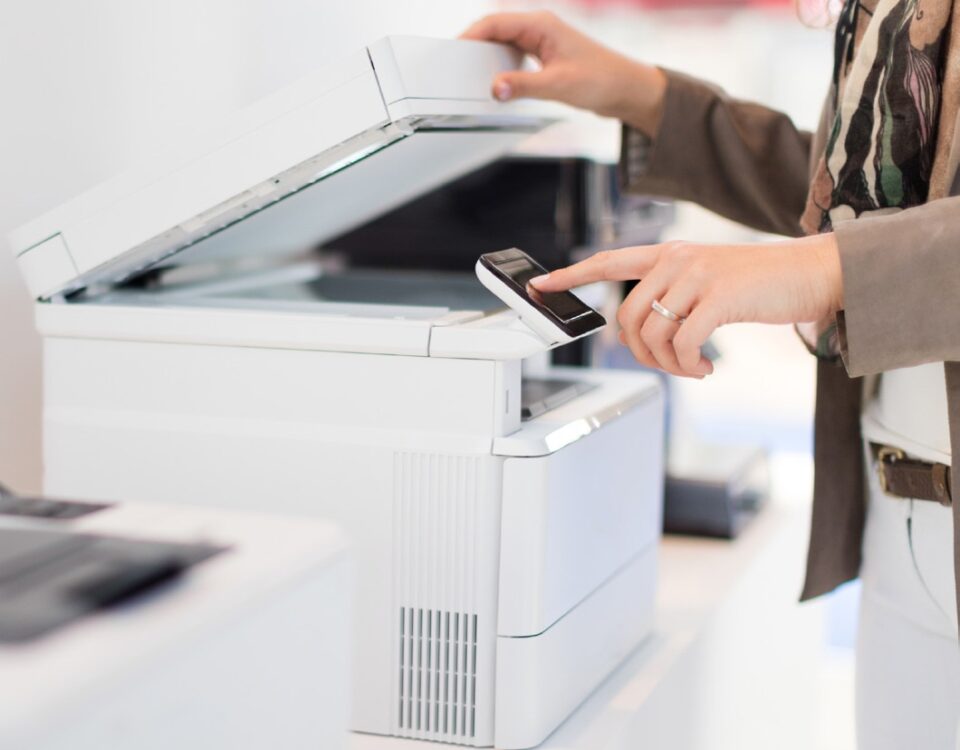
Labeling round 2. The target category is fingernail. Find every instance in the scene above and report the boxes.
[494,81,513,101]
[528,273,548,288]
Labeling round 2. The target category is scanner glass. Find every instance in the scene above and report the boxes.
[220,269,501,312]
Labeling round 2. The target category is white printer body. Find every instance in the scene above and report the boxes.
[10,37,665,749]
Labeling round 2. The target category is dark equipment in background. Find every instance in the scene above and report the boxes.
[663,444,770,539]
[322,156,674,366]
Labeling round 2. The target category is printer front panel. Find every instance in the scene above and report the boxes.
[39,304,663,748]
[497,390,665,637]
[491,387,664,749]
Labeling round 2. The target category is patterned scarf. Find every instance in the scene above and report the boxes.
[799,0,960,358]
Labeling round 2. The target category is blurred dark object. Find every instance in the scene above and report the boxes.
[0,493,109,520]
[0,525,223,642]
[0,481,226,642]
[0,479,110,520]
[663,443,770,538]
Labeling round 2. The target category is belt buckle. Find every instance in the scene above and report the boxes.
[877,446,906,494]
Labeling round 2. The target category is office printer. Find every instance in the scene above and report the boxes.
[10,37,665,749]
[0,491,350,750]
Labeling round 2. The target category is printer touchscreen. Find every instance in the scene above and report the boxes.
[478,248,605,338]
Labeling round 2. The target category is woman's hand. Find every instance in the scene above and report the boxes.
[461,11,667,136]
[530,234,844,378]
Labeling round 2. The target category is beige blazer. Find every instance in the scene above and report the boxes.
[621,71,960,626]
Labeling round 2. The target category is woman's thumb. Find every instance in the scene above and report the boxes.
[492,70,550,102]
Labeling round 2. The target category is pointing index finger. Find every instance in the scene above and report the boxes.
[530,245,661,292]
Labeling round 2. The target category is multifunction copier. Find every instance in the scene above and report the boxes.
[10,37,665,749]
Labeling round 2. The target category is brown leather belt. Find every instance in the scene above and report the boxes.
[871,443,952,507]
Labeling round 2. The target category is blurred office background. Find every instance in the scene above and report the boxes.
[0,1,855,747]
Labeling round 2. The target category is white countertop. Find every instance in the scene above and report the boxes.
[0,503,352,750]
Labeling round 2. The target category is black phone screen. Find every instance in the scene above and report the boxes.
[480,249,605,336]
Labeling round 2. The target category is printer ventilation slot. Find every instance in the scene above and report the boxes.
[398,607,477,740]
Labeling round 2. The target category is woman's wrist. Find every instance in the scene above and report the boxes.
[610,61,667,138]
[812,232,844,313]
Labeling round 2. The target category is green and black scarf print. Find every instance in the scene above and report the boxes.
[799,0,953,359]
[803,0,952,232]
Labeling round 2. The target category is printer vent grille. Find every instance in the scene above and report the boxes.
[398,607,478,740]
[393,451,487,743]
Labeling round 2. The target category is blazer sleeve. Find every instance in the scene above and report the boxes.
[621,69,813,238]
[835,197,960,375]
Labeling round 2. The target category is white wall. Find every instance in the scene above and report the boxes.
[0,0,490,493]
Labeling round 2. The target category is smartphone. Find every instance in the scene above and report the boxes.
[475,248,606,345]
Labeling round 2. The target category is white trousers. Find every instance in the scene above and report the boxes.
[856,448,960,750]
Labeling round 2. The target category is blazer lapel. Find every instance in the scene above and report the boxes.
[930,1,960,198]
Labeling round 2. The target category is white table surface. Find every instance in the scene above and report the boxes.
[0,503,351,749]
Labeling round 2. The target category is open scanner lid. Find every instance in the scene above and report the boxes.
[10,36,563,301]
